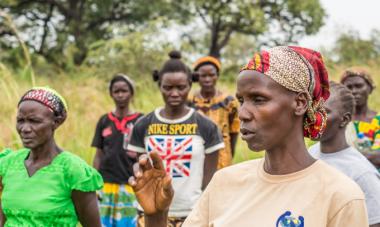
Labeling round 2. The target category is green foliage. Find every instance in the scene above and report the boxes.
[1,0,326,67]
[332,30,380,64]
[1,1,379,166]
[178,0,325,57]
[0,0,178,66]
[2,58,380,164]
[82,26,173,80]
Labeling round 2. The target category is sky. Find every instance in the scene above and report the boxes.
[299,0,380,50]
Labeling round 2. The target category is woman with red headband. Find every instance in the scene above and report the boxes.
[0,87,103,227]
[190,56,240,169]
[91,74,143,226]
[129,46,368,227]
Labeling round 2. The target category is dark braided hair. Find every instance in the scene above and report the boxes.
[152,50,198,84]
[329,81,355,115]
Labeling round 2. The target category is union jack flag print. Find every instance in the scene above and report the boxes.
[147,136,193,177]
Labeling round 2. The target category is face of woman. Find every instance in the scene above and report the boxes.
[320,91,344,142]
[16,101,56,149]
[160,72,191,108]
[236,70,299,151]
[111,80,133,108]
[197,64,218,90]
[342,76,372,107]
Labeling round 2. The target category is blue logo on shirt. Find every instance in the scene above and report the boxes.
[276,211,304,227]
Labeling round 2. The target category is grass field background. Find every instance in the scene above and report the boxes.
[1,62,379,164]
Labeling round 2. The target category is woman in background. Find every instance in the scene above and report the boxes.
[341,68,380,169]
[189,56,240,169]
[309,81,380,227]
[92,74,143,226]
[127,51,223,227]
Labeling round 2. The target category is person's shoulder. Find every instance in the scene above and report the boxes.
[314,160,365,200]
[193,110,214,124]
[134,110,155,125]
[59,151,103,190]
[97,113,109,122]
[314,160,367,219]
[213,159,262,183]
[336,147,379,176]
[58,151,90,167]
[58,151,99,175]
[0,148,11,159]
[216,91,237,103]
[135,112,144,118]
[194,110,219,130]
[1,148,28,160]
[0,149,28,176]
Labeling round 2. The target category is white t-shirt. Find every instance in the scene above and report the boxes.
[128,108,224,217]
[183,159,368,227]
[309,143,380,225]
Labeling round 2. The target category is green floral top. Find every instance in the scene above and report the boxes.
[0,149,103,227]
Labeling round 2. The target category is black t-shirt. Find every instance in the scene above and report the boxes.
[91,112,143,184]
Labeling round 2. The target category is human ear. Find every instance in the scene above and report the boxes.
[53,114,66,130]
[294,92,308,116]
[340,112,352,128]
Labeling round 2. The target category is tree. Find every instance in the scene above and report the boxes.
[180,0,326,58]
[333,30,380,64]
[0,0,176,66]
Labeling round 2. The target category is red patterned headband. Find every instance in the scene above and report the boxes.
[19,87,67,117]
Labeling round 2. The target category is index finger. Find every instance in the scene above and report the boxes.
[150,151,165,171]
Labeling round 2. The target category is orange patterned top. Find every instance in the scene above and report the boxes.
[189,91,240,169]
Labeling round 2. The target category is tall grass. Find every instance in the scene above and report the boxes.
[0,9,379,164]
[1,64,379,164]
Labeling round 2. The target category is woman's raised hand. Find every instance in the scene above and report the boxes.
[129,151,174,215]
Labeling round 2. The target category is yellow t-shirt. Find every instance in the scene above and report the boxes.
[184,159,368,227]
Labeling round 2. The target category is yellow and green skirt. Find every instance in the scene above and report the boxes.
[99,183,138,227]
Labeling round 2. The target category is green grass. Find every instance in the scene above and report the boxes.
[1,63,379,165]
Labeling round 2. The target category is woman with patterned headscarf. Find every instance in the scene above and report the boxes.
[0,87,103,226]
[127,46,368,227]
[341,68,380,170]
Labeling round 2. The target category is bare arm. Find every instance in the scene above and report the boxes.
[202,151,219,190]
[229,133,238,158]
[93,148,103,170]
[72,190,101,227]
[0,202,5,227]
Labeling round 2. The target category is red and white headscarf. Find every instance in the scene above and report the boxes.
[241,46,330,140]
[19,87,68,119]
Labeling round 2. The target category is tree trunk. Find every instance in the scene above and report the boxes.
[70,0,87,65]
[38,4,54,55]
[209,19,221,58]
[209,46,221,58]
